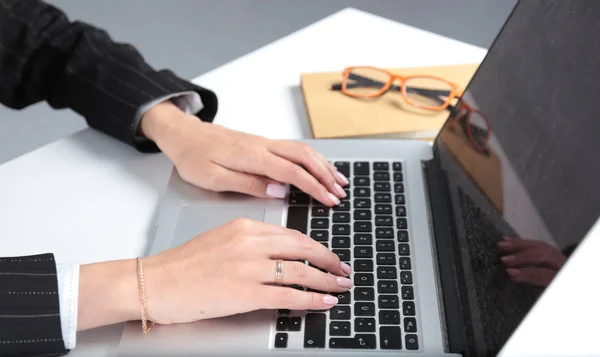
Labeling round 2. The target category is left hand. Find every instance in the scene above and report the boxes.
[140,102,349,206]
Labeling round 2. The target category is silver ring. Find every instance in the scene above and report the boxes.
[274,259,284,285]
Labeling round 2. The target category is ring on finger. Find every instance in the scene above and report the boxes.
[274,259,284,285]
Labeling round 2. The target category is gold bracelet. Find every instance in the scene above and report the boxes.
[136,257,154,333]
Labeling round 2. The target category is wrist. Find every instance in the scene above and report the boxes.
[140,100,197,143]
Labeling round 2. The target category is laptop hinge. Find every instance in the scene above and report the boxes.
[422,148,470,355]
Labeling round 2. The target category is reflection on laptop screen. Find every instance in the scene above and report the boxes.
[434,0,600,354]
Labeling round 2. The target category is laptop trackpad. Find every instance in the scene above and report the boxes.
[171,205,266,247]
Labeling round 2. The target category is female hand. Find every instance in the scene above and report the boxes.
[141,102,349,206]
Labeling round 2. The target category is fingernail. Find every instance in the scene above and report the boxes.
[335,171,349,186]
[507,268,520,276]
[323,295,339,305]
[334,183,346,198]
[501,255,514,262]
[497,241,510,248]
[266,183,287,198]
[327,192,341,205]
[336,277,353,288]
[503,236,514,241]
[341,262,352,276]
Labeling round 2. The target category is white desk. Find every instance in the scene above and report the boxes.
[0,8,597,357]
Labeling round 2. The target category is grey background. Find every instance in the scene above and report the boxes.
[0,0,516,165]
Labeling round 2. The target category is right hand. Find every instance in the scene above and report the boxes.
[142,218,353,325]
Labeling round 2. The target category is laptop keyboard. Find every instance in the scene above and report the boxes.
[274,161,420,351]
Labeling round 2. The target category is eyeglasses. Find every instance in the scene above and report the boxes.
[331,66,463,111]
[446,101,491,154]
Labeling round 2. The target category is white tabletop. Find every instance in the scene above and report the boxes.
[0,7,597,357]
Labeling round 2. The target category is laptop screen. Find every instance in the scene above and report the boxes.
[433,0,600,355]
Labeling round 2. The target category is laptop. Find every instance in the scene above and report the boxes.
[118,1,600,356]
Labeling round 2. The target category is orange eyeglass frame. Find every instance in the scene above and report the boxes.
[340,66,464,111]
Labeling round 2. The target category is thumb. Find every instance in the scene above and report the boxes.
[216,166,288,199]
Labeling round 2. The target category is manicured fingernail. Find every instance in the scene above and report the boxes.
[266,183,287,198]
[335,171,349,185]
[507,268,520,276]
[341,262,352,276]
[501,255,514,262]
[323,295,339,305]
[336,277,353,288]
[327,192,341,205]
[334,183,346,198]
[497,241,510,248]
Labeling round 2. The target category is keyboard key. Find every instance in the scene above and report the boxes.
[401,271,413,284]
[394,183,405,193]
[344,189,351,199]
[403,301,416,316]
[393,162,403,171]
[354,287,375,301]
[375,216,393,226]
[374,182,391,192]
[393,172,404,182]
[398,244,410,256]
[310,230,328,242]
[290,185,301,192]
[373,162,389,171]
[290,317,302,331]
[376,241,394,252]
[396,218,408,229]
[354,234,373,245]
[378,280,399,294]
[354,210,372,220]
[354,198,371,209]
[334,201,351,211]
[277,309,291,316]
[396,206,407,217]
[330,306,351,320]
[355,302,376,316]
[354,187,370,197]
[332,236,350,248]
[332,212,350,223]
[379,310,401,325]
[395,194,406,205]
[397,230,409,242]
[336,291,351,304]
[373,172,390,181]
[354,259,374,272]
[374,193,392,203]
[401,286,414,300]
[277,317,290,331]
[404,317,418,332]
[311,218,329,229]
[330,321,351,336]
[399,257,411,270]
[334,162,350,177]
[354,273,374,286]
[312,206,329,217]
[289,192,310,205]
[375,228,394,239]
[320,242,329,249]
[275,333,288,348]
[354,246,373,258]
[355,318,376,332]
[380,326,402,350]
[286,206,308,234]
[406,334,419,350]
[329,334,376,349]
[377,266,397,279]
[304,313,327,348]
[354,162,370,176]
[333,224,351,235]
[378,295,400,309]
[354,221,372,232]
[354,176,370,186]
[313,199,326,207]
[375,204,392,214]
[333,249,351,262]
[377,253,396,265]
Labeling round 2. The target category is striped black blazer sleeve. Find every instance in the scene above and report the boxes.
[0,0,218,153]
[0,254,67,357]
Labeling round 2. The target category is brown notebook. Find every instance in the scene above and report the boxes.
[300,63,480,140]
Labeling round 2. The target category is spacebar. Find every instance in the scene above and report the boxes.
[286,206,309,234]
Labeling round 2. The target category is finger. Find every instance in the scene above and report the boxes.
[315,151,350,187]
[258,285,339,310]
[500,247,566,270]
[259,260,352,293]
[496,237,550,253]
[269,142,347,199]
[265,229,352,277]
[208,165,288,199]
[507,267,557,287]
